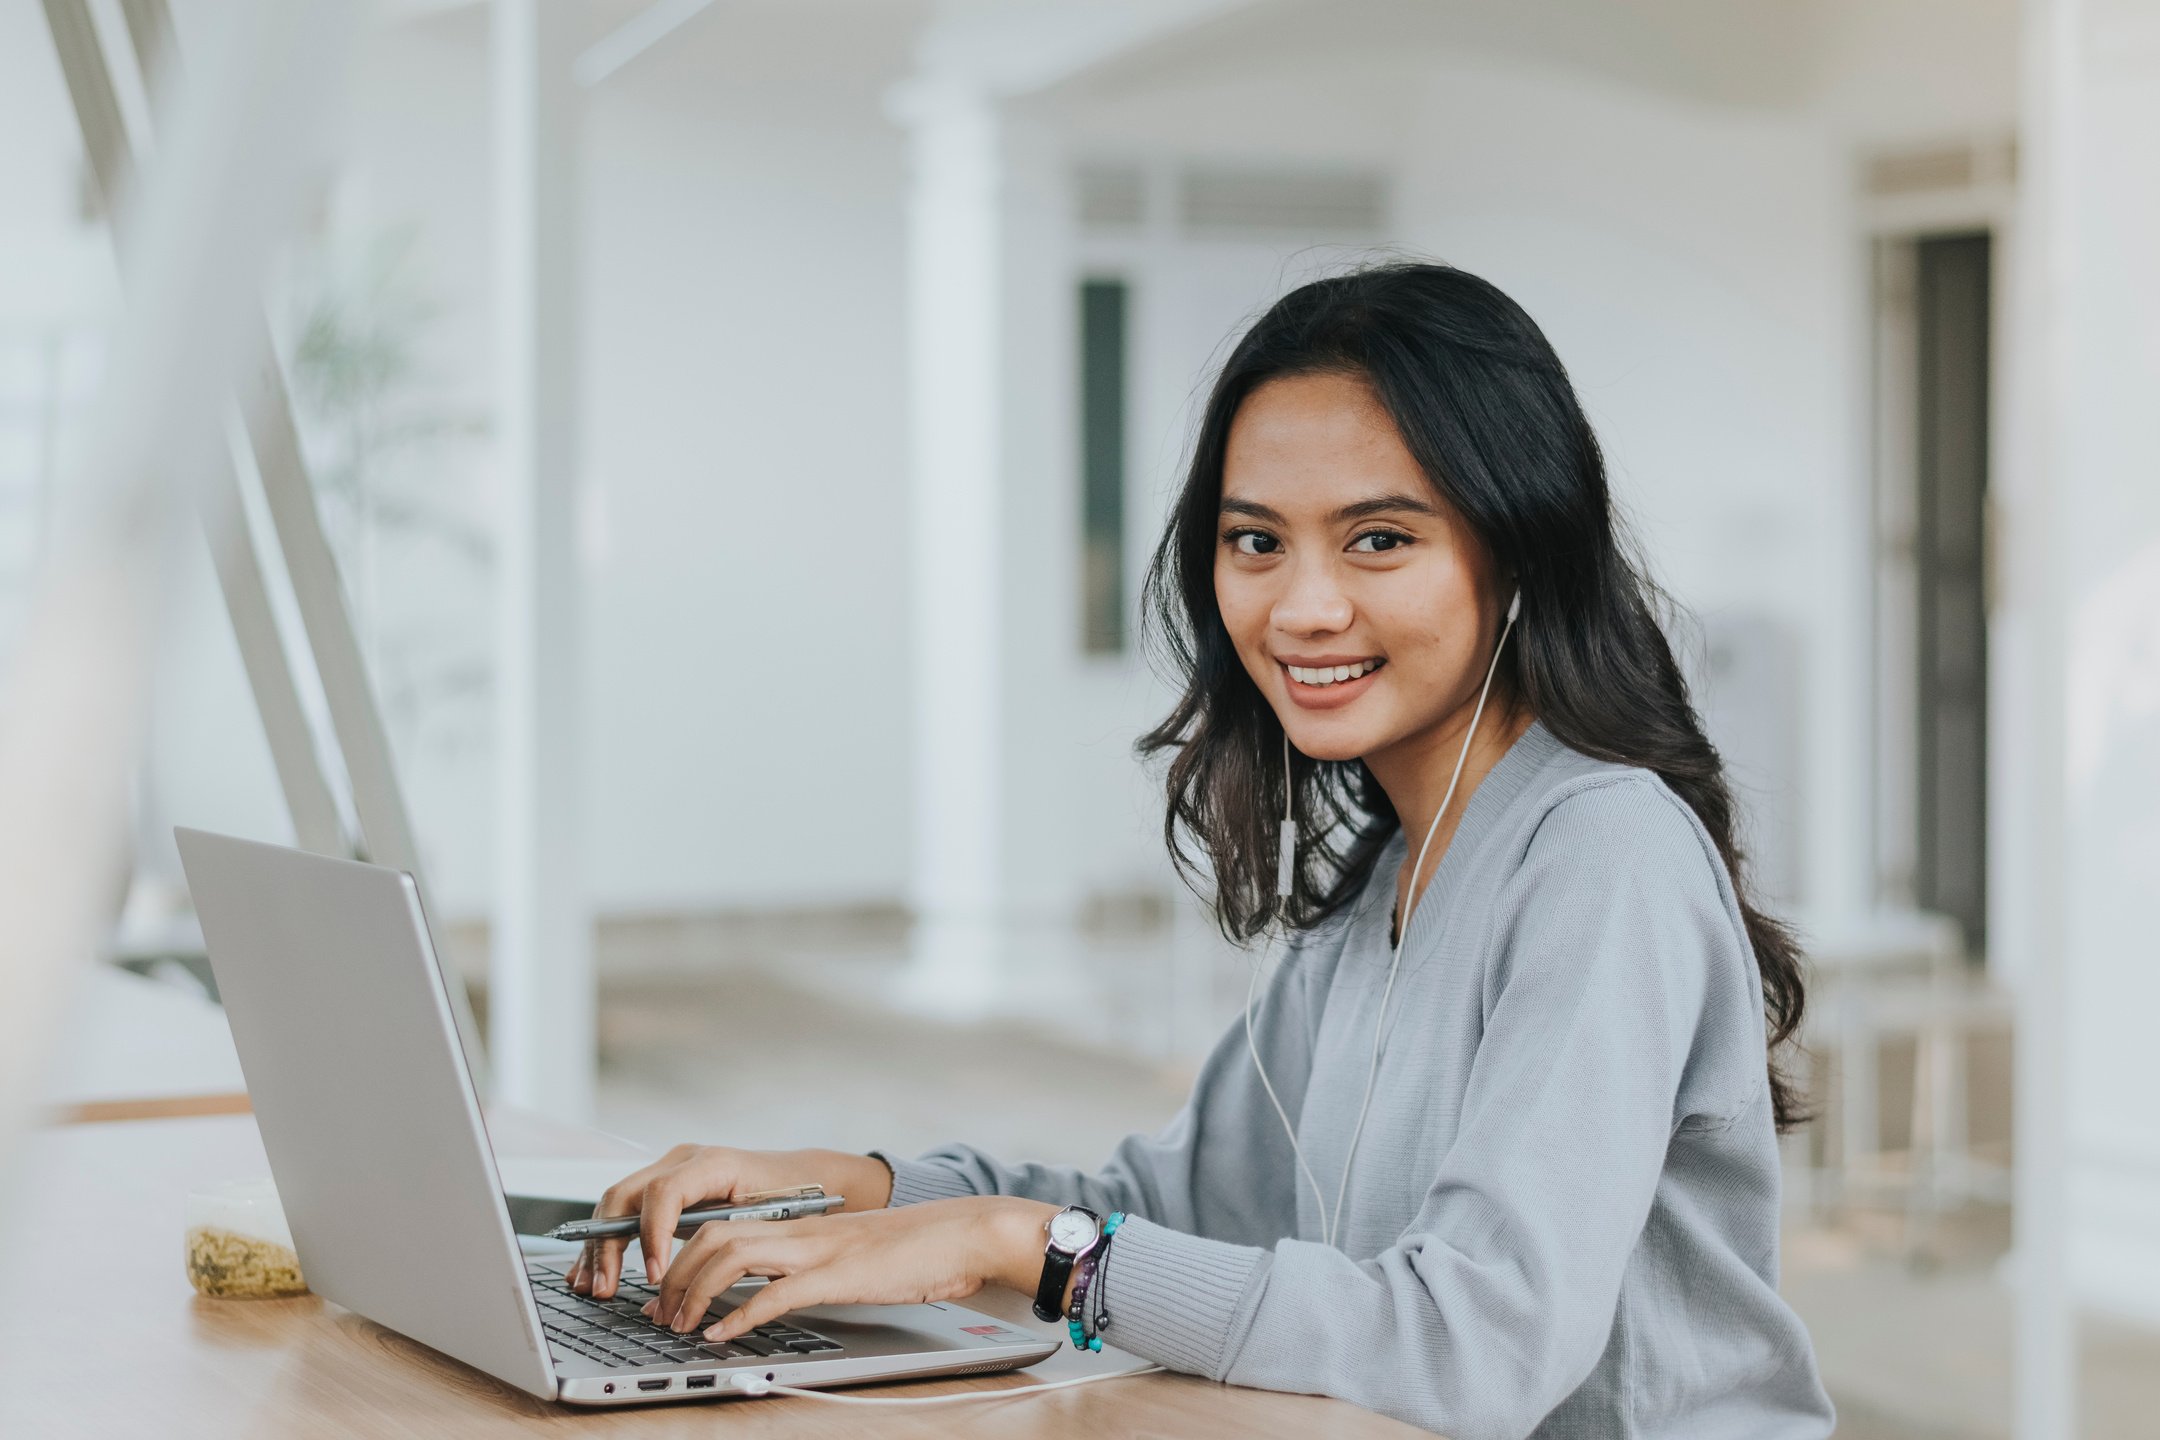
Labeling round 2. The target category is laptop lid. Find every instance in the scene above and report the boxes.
[175,827,557,1401]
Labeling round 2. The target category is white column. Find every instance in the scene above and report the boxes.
[491,0,592,1117]
[2012,0,2160,1433]
[2053,0,2160,1345]
[2006,2,2078,1433]
[895,77,1008,1014]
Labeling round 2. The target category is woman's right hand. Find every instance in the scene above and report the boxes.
[567,1144,895,1297]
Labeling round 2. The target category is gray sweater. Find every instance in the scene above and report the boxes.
[881,722,1835,1439]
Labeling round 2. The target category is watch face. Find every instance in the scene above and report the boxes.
[1048,1209,1098,1253]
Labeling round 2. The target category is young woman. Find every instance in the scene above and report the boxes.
[569,263,1836,1438]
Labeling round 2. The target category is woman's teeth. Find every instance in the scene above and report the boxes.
[1286,659,1382,687]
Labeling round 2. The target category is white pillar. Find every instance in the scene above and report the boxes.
[2011,0,2160,1432]
[2050,0,2160,1354]
[895,77,1008,1014]
[491,0,592,1117]
[2006,3,2077,1433]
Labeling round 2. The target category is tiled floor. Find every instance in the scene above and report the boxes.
[1781,1237,2160,1439]
[588,963,2160,1440]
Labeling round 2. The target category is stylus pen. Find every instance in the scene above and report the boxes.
[544,1192,844,1243]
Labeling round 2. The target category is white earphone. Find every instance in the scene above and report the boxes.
[1254,586,1521,1249]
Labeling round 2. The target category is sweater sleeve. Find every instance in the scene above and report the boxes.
[1090,780,1754,1440]
[878,935,1326,1250]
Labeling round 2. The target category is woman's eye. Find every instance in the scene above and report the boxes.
[1349,529,1411,553]
[1227,530,1281,556]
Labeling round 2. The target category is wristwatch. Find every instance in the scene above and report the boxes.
[1032,1206,1103,1323]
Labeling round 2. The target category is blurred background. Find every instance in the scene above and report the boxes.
[4,1,2158,1436]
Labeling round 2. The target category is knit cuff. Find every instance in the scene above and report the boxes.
[870,1153,979,1207]
[1094,1214,1269,1380]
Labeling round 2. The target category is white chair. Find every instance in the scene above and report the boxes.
[1787,907,2013,1241]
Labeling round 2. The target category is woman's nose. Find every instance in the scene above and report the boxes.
[1271,559,1353,636]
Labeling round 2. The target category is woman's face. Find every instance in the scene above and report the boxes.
[1214,370,1506,768]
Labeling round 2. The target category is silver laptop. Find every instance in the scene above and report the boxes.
[175,827,1057,1406]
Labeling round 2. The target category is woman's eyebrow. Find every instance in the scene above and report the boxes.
[1218,496,1434,524]
[1219,497,1285,523]
[1220,493,1440,524]
[1331,492,1441,522]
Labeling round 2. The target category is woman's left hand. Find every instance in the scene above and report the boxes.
[641,1195,1057,1342]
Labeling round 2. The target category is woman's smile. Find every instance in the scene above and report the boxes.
[1280,655,1386,708]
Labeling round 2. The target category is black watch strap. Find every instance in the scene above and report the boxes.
[1031,1207,1100,1323]
[1032,1252,1077,1324]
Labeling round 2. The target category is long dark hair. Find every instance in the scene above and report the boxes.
[1137,262,1809,1130]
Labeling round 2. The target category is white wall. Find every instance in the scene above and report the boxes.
[577,1,923,913]
[2054,0,2160,1327]
[1815,0,2021,144]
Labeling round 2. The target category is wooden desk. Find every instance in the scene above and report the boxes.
[0,1113,1424,1439]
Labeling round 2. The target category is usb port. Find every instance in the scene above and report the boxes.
[685,1375,716,1390]
[637,1378,670,1392]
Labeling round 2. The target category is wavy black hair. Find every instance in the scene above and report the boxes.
[1137,262,1808,1130]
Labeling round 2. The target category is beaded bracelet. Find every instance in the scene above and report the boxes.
[1091,1211,1123,1336]
[1065,1249,1101,1351]
[1064,1211,1125,1351]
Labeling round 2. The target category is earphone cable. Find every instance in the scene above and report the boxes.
[1275,730,1297,901]
[1325,604,1517,1247]
[1246,951,1332,1241]
[727,1365,1164,1405]
[1259,728,1331,1237]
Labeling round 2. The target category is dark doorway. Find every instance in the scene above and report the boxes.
[1910,232,1991,956]
[1077,277,1129,655]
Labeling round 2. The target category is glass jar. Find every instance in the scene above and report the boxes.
[184,1177,308,1298]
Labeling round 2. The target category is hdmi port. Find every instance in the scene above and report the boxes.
[637,1378,671,1392]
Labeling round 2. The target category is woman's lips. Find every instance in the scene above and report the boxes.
[1280,660,1383,710]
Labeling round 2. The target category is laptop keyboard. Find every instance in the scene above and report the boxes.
[530,1270,843,1369]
